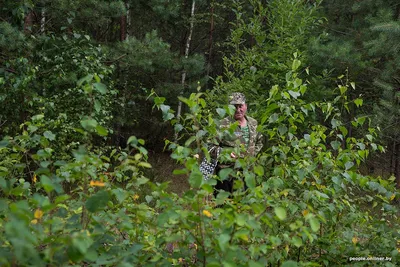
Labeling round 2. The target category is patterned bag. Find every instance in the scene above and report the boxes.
[199,146,221,180]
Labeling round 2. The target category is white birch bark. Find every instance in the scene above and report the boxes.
[40,8,45,33]
[175,0,196,142]
[126,3,130,38]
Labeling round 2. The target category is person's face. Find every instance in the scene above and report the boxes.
[234,103,247,120]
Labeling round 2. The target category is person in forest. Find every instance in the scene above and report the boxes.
[213,92,264,194]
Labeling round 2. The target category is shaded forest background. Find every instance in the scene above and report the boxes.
[1,0,400,266]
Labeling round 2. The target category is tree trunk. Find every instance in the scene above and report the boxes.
[395,142,400,188]
[126,3,131,38]
[120,2,128,41]
[206,1,215,90]
[40,8,45,33]
[24,10,34,34]
[175,0,196,142]
[120,15,127,41]
[390,140,396,174]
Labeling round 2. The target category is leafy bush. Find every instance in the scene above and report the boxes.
[1,71,399,265]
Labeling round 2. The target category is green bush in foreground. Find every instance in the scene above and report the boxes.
[1,66,399,266]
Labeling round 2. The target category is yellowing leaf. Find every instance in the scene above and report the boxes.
[390,194,395,201]
[302,210,309,217]
[31,219,38,224]
[133,194,140,200]
[33,174,37,183]
[90,180,105,187]
[202,210,212,218]
[352,237,358,244]
[34,209,43,219]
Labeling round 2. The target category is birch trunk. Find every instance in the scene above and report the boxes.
[175,0,196,142]
[126,3,131,38]
[206,1,215,90]
[40,8,45,33]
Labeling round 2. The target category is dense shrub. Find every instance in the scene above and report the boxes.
[1,64,398,266]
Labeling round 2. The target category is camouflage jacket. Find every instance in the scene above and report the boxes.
[218,115,263,157]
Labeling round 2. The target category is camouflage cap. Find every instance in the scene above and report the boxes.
[229,92,246,105]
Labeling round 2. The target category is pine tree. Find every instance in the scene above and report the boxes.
[308,0,400,186]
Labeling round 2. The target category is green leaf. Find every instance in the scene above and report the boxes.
[160,104,174,120]
[43,131,56,141]
[160,104,170,114]
[218,234,230,252]
[339,85,347,95]
[127,136,138,146]
[154,96,165,105]
[93,82,107,94]
[274,207,287,220]
[219,168,232,181]
[136,177,149,186]
[80,118,98,131]
[86,190,110,213]
[112,188,128,203]
[244,171,256,189]
[77,74,93,86]
[0,139,9,148]
[94,100,101,112]
[249,261,264,267]
[278,125,288,135]
[173,169,187,175]
[32,114,44,121]
[254,165,264,176]
[292,236,303,248]
[330,141,341,150]
[282,261,298,267]
[288,90,300,99]
[309,217,320,232]
[189,169,203,188]
[354,98,363,107]
[138,162,152,168]
[331,118,340,129]
[40,175,54,193]
[72,232,93,255]
[292,59,301,71]
[216,108,226,118]
[95,125,108,136]
[345,161,354,170]
[174,124,183,132]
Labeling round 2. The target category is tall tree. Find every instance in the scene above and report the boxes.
[210,0,322,113]
[308,0,400,186]
[176,0,196,141]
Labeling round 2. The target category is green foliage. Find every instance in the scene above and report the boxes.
[1,63,399,266]
[1,33,116,146]
[152,68,399,265]
[308,0,400,145]
[0,22,27,54]
[0,0,399,265]
[209,0,322,112]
